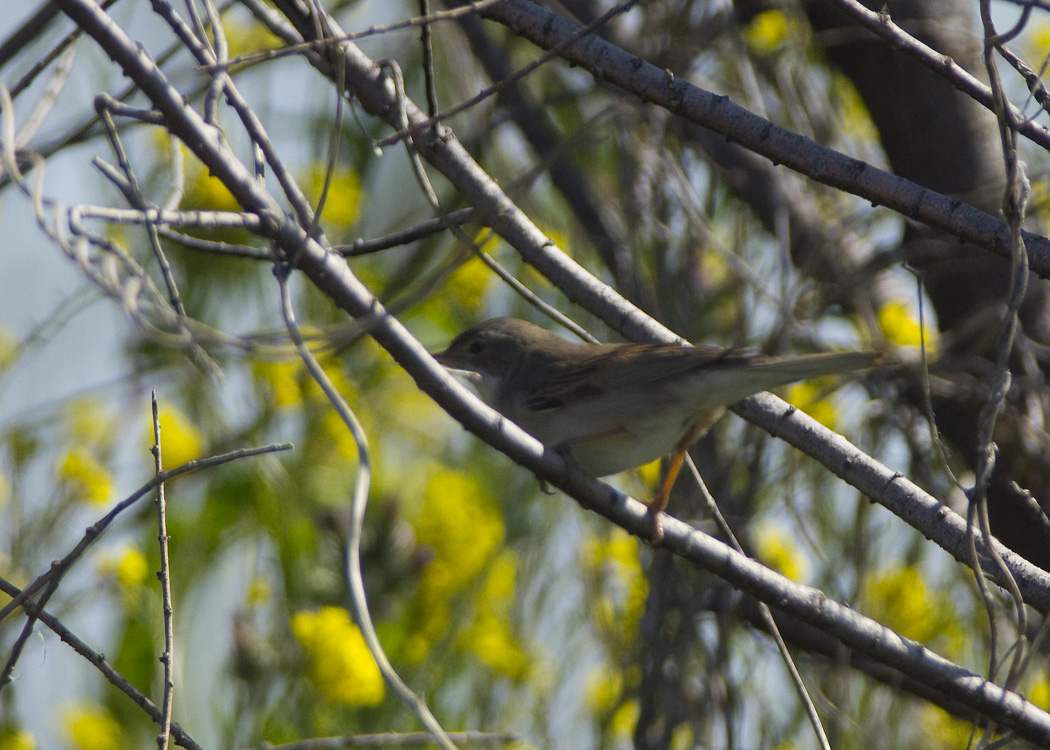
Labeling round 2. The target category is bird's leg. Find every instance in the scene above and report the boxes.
[542,440,586,494]
[647,450,685,543]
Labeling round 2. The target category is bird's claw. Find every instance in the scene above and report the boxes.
[646,506,665,545]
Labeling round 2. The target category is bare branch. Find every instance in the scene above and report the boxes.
[825,0,1050,146]
[150,393,176,750]
[0,576,205,750]
[478,0,1050,277]
[0,442,292,625]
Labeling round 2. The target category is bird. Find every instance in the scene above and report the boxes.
[434,317,879,540]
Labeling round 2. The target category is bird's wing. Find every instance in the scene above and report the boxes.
[524,344,750,411]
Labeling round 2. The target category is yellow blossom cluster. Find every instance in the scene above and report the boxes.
[863,565,963,657]
[407,470,530,678]
[57,447,115,507]
[878,300,936,353]
[62,703,123,750]
[460,550,528,679]
[291,606,384,706]
[153,407,204,469]
[754,523,807,583]
[582,528,648,637]
[96,546,149,606]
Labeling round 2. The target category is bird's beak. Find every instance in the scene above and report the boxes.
[432,348,456,368]
[432,352,487,400]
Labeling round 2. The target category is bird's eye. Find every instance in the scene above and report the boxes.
[468,339,486,356]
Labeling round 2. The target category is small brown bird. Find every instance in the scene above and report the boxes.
[435,317,878,540]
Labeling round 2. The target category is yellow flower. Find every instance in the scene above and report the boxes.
[0,325,16,371]
[538,224,572,259]
[1030,673,1050,711]
[877,300,936,352]
[1024,672,1050,705]
[224,17,282,58]
[917,705,974,750]
[58,448,115,506]
[1023,20,1050,68]
[119,548,147,583]
[634,458,663,490]
[462,551,527,678]
[150,407,204,469]
[97,547,149,603]
[866,565,930,640]
[414,470,504,602]
[321,409,360,463]
[0,728,36,750]
[754,523,807,582]
[462,613,528,679]
[582,529,648,634]
[744,10,790,54]
[291,606,385,706]
[586,663,624,712]
[785,378,839,430]
[406,471,505,660]
[605,529,641,571]
[0,469,10,510]
[247,577,273,606]
[253,359,305,408]
[67,398,116,448]
[305,163,363,233]
[670,724,694,750]
[832,74,878,142]
[482,550,517,601]
[863,565,962,655]
[182,150,241,212]
[610,699,639,737]
[445,255,492,312]
[62,703,123,750]
[1030,179,1050,234]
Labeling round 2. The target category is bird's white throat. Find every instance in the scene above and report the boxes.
[444,367,501,407]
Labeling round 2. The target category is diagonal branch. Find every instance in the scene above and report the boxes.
[476,0,1050,278]
[259,0,1050,613]
[825,0,1050,150]
[49,0,1050,737]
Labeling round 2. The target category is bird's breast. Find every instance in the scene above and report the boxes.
[509,390,723,476]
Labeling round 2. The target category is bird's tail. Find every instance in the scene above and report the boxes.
[685,349,881,410]
[748,350,881,385]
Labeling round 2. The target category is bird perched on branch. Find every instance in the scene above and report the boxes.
[435,317,879,541]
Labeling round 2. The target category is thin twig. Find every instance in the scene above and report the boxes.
[997,43,1050,117]
[306,3,345,242]
[0,442,292,624]
[0,578,61,691]
[903,264,961,488]
[147,0,318,229]
[0,576,205,750]
[381,60,597,343]
[966,5,1033,741]
[419,0,439,124]
[273,266,459,750]
[374,0,640,150]
[201,0,229,126]
[246,729,518,749]
[14,43,78,148]
[334,208,475,256]
[825,0,1050,152]
[95,99,188,319]
[684,457,831,750]
[225,0,504,72]
[151,392,176,750]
